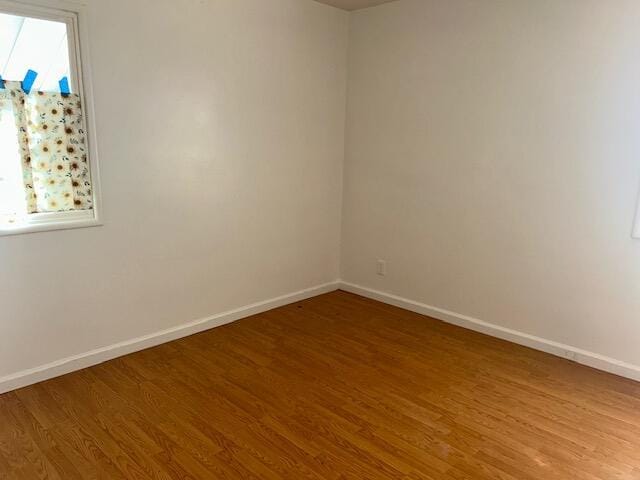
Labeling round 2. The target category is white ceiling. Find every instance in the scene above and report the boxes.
[313,0,399,11]
[0,12,70,92]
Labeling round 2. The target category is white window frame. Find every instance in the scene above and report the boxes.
[0,0,101,236]
[633,194,640,239]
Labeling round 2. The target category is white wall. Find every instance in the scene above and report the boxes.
[0,0,348,379]
[342,0,640,367]
[4,0,640,386]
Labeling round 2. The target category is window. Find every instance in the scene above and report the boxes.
[0,0,100,235]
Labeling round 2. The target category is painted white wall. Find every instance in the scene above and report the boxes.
[342,0,640,366]
[0,0,348,378]
[4,0,640,386]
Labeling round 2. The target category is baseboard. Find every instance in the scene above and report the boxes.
[339,281,640,383]
[5,280,638,394]
[0,281,340,395]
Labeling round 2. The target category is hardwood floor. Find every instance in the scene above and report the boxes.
[1,290,640,479]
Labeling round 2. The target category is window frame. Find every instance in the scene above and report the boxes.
[634,195,640,240]
[0,0,101,236]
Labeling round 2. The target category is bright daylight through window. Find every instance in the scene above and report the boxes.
[0,3,98,235]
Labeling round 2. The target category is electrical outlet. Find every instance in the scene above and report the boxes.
[376,260,387,276]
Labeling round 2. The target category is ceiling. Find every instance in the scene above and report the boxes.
[0,12,70,92]
[313,0,399,11]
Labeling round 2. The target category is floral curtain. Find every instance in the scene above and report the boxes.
[0,81,92,214]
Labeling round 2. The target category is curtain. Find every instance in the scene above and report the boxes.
[0,81,92,214]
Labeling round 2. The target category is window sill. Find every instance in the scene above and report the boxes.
[0,210,101,236]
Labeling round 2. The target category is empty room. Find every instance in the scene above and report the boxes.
[1,0,639,478]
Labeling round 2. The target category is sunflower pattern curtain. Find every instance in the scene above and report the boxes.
[0,81,92,214]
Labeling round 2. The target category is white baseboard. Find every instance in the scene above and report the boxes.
[339,281,640,383]
[4,279,639,395]
[0,281,340,395]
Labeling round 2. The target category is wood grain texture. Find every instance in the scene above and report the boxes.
[1,290,640,479]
